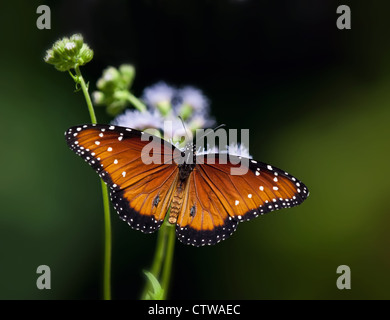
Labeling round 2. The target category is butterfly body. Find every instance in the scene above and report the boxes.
[65,124,309,246]
[178,162,195,181]
[167,149,196,223]
[169,180,186,224]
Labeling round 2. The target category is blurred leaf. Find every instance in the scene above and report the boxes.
[143,271,164,300]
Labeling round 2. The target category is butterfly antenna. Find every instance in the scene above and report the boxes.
[212,123,226,131]
[178,116,192,144]
[195,123,227,143]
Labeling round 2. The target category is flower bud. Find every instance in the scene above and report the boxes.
[178,103,193,120]
[97,67,121,91]
[156,101,172,116]
[92,91,106,106]
[142,82,174,115]
[107,100,128,117]
[44,34,93,71]
[119,64,135,88]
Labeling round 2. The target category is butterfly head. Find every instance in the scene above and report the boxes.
[180,142,197,163]
[178,142,197,181]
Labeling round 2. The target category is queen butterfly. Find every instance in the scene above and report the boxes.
[65,124,309,246]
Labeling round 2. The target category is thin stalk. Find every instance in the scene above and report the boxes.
[150,221,169,277]
[127,92,147,112]
[140,221,167,299]
[101,179,112,300]
[141,210,176,300]
[73,67,97,123]
[74,65,112,300]
[160,223,176,299]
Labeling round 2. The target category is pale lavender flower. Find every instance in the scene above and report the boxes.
[197,144,220,155]
[112,109,163,131]
[225,142,252,159]
[142,82,175,109]
[162,117,191,144]
[114,81,216,147]
[187,114,216,131]
[178,86,210,114]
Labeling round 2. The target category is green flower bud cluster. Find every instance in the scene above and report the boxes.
[44,34,93,71]
[93,64,143,116]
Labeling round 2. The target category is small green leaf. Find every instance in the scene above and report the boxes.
[143,270,164,300]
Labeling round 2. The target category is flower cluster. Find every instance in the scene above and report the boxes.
[141,82,210,121]
[44,34,251,159]
[44,34,93,72]
[92,65,250,155]
[111,80,215,144]
[92,65,142,116]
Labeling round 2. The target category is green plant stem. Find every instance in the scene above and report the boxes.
[150,221,169,277]
[73,66,97,123]
[74,65,112,300]
[127,92,147,112]
[141,222,167,299]
[141,213,176,300]
[160,223,176,300]
[101,180,112,300]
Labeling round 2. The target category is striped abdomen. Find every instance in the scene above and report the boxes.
[168,182,185,224]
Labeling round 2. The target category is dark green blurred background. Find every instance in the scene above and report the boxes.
[1,0,389,299]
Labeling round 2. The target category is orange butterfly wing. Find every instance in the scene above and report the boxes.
[176,154,309,246]
[65,124,179,233]
[66,125,309,246]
